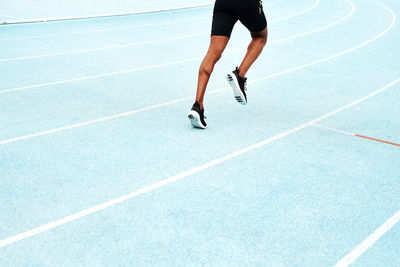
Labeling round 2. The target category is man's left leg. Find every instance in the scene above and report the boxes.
[227,27,267,105]
[238,27,268,78]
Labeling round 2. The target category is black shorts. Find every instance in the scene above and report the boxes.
[211,0,267,37]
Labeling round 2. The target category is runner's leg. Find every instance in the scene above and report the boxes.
[238,26,268,78]
[196,36,230,109]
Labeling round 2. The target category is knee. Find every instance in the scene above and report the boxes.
[251,28,268,46]
[208,50,222,63]
[253,35,267,46]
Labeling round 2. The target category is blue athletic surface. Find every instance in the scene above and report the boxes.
[0,0,399,266]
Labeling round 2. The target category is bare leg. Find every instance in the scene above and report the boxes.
[238,26,268,77]
[196,36,230,109]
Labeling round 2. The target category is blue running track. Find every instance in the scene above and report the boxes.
[0,0,399,265]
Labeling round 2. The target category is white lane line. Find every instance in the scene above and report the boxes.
[268,0,285,8]
[311,123,400,147]
[309,77,400,128]
[335,210,400,266]
[1,0,394,146]
[311,123,355,136]
[0,94,194,145]
[0,3,214,25]
[270,0,354,45]
[0,16,211,41]
[0,76,398,248]
[0,0,352,94]
[0,57,203,95]
[0,0,319,61]
[272,0,320,22]
[0,33,209,62]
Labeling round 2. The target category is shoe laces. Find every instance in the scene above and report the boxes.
[201,110,207,120]
[196,104,207,119]
[239,76,247,91]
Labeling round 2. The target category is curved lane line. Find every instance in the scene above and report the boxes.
[272,0,319,22]
[268,0,285,8]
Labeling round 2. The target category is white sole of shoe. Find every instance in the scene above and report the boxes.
[227,72,247,105]
[188,110,207,129]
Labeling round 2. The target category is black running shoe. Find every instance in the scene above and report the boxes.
[188,101,207,129]
[227,67,247,105]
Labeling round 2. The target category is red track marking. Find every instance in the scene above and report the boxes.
[355,134,400,147]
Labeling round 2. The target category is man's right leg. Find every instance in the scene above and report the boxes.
[189,36,229,129]
[195,35,230,110]
[189,0,235,128]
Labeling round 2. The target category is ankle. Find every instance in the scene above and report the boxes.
[237,67,246,78]
[195,100,204,110]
